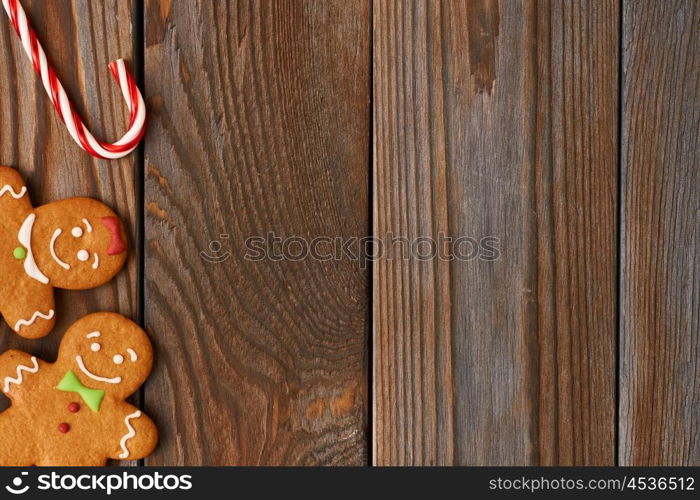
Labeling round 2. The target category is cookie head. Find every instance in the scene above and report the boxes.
[58,313,153,399]
[31,198,128,289]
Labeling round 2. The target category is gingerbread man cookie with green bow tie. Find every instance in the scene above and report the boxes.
[0,166,127,339]
[0,312,158,465]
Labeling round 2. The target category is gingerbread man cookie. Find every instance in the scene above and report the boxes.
[0,312,158,465]
[0,166,127,339]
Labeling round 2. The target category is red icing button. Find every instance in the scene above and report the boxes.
[68,402,80,413]
[58,423,70,433]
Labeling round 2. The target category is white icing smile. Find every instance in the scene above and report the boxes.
[17,214,49,284]
[50,229,71,270]
[50,227,99,269]
[76,355,122,384]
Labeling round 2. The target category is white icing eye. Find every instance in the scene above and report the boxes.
[71,227,83,238]
[91,342,101,352]
[127,348,138,362]
[113,354,124,365]
[77,250,89,262]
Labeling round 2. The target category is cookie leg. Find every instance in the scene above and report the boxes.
[0,411,38,465]
[0,166,33,212]
[1,285,56,339]
[34,454,108,467]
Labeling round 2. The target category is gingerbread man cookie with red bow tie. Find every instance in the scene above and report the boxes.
[0,166,127,339]
[0,312,158,465]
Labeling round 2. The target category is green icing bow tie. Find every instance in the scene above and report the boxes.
[56,371,105,412]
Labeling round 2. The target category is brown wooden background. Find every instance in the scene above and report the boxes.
[0,0,697,466]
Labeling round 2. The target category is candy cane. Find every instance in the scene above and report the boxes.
[2,0,145,159]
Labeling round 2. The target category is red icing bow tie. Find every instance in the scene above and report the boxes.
[101,217,126,255]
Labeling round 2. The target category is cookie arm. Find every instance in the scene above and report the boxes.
[108,408,158,461]
[0,166,32,211]
[0,350,41,400]
[1,284,56,339]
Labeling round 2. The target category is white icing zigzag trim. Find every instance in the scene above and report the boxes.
[0,185,27,199]
[14,309,54,331]
[119,411,142,459]
[3,356,39,392]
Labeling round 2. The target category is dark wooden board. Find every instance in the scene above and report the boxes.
[1,0,698,468]
[373,0,618,465]
[619,0,699,466]
[143,0,371,465]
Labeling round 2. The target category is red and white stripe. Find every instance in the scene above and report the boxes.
[2,0,145,159]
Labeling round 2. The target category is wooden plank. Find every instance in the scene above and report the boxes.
[374,0,618,465]
[0,0,139,464]
[620,0,699,466]
[143,0,371,465]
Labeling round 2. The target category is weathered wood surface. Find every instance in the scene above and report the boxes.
[0,0,139,469]
[373,0,618,465]
[619,0,699,466]
[0,0,698,467]
[143,0,371,465]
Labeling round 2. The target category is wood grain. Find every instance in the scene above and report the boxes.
[374,0,618,465]
[143,0,371,465]
[619,0,699,466]
[1,0,696,467]
[0,0,139,465]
